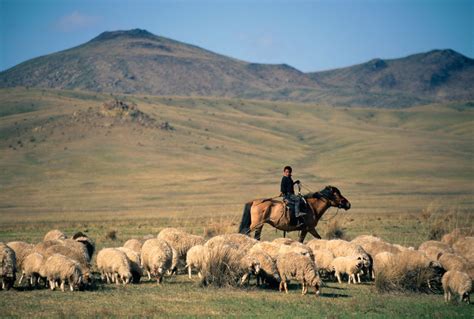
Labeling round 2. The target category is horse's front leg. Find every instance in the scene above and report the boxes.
[308,228,322,239]
[298,230,308,243]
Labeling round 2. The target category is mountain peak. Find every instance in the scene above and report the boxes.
[90,29,157,42]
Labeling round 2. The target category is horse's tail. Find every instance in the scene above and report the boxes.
[238,201,252,235]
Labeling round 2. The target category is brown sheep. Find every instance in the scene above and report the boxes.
[442,270,471,303]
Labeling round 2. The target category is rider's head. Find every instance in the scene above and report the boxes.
[283,166,292,177]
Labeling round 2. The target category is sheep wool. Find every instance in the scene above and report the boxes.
[157,228,205,261]
[45,244,91,283]
[43,229,67,242]
[96,248,132,285]
[452,237,474,264]
[249,242,280,261]
[117,247,142,283]
[0,243,17,290]
[123,239,143,254]
[313,249,335,273]
[43,254,82,292]
[331,256,364,284]
[186,245,210,279]
[442,270,471,303]
[6,241,33,271]
[19,252,46,287]
[276,251,322,296]
[141,238,173,284]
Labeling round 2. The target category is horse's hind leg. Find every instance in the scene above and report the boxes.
[298,230,308,243]
[254,226,263,241]
[308,228,322,239]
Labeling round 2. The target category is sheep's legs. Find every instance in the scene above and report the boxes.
[60,281,65,292]
[302,282,308,295]
[197,271,202,279]
[335,272,342,284]
[18,273,24,285]
[188,266,192,279]
[241,273,249,286]
[284,282,289,294]
[147,271,152,281]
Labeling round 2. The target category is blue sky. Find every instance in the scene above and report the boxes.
[1,0,472,72]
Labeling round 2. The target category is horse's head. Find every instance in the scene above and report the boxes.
[318,185,351,210]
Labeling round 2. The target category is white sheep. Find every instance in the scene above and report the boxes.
[186,245,210,279]
[158,228,205,260]
[117,247,142,283]
[452,237,474,264]
[205,233,257,254]
[276,251,322,295]
[45,244,91,284]
[239,251,261,285]
[19,252,46,287]
[0,243,17,290]
[96,248,132,285]
[306,239,329,252]
[313,249,335,275]
[331,256,364,284]
[141,238,173,284]
[43,229,67,241]
[324,239,372,280]
[442,270,471,303]
[437,252,469,273]
[249,241,281,261]
[278,243,313,259]
[373,252,396,277]
[254,251,280,287]
[43,254,82,292]
[123,239,142,254]
[7,241,34,271]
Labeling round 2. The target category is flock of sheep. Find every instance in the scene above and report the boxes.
[0,227,472,304]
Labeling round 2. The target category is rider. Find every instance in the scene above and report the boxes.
[279,166,306,226]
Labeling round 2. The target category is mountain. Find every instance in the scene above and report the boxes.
[308,49,474,106]
[1,29,473,107]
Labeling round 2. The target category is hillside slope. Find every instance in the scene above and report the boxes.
[1,29,473,107]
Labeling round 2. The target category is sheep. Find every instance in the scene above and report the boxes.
[33,240,64,256]
[158,228,205,259]
[205,234,257,253]
[278,242,313,260]
[249,242,281,261]
[45,245,91,284]
[418,240,453,254]
[43,229,67,241]
[140,238,173,284]
[96,248,132,285]
[186,245,210,279]
[243,250,280,287]
[354,239,401,257]
[276,252,322,295]
[272,238,296,245]
[373,252,396,276]
[19,253,47,287]
[72,232,95,262]
[331,256,364,284]
[313,249,335,275]
[117,247,142,283]
[306,239,329,252]
[239,251,261,285]
[421,246,447,262]
[123,239,142,254]
[43,254,82,292]
[6,241,33,271]
[442,270,471,303]
[351,235,382,244]
[169,246,179,276]
[441,228,465,247]
[452,237,474,264]
[0,243,16,290]
[324,239,372,281]
[437,252,469,273]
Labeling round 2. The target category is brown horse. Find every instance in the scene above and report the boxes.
[238,186,351,242]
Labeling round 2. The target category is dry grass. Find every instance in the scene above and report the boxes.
[201,243,244,287]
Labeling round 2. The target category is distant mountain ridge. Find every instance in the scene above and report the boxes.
[1,29,473,108]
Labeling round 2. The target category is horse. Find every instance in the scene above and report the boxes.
[238,185,351,243]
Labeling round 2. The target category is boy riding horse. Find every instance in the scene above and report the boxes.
[280,166,306,227]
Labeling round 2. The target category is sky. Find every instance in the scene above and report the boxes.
[0,0,473,72]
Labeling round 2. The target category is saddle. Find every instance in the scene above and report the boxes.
[282,197,308,226]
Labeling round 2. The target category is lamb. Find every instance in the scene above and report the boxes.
[96,248,132,285]
[123,239,142,254]
[6,241,34,271]
[19,253,46,287]
[117,247,142,283]
[140,238,173,284]
[42,254,82,292]
[43,229,67,241]
[324,239,372,280]
[186,245,210,279]
[0,243,16,290]
[331,256,364,284]
[276,252,322,295]
[442,270,471,303]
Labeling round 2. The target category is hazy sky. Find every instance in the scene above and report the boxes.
[1,0,472,72]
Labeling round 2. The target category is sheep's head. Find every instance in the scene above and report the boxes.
[462,292,470,304]
[357,254,371,268]
[309,275,322,296]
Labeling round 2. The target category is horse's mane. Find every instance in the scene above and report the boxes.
[304,185,341,200]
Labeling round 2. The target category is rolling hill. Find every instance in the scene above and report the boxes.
[1,29,473,107]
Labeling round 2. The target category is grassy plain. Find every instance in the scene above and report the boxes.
[0,87,473,317]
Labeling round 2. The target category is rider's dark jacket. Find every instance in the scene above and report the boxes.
[280,176,295,198]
